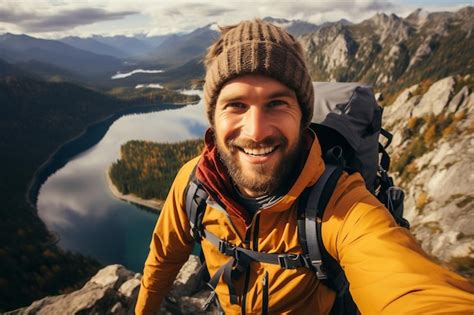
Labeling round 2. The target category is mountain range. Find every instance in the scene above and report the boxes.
[1,7,473,93]
[0,33,122,78]
[301,6,474,98]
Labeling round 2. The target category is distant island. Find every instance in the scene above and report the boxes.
[108,139,205,213]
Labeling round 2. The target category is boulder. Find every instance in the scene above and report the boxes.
[9,264,138,315]
[448,86,470,113]
[10,256,215,315]
[383,84,419,127]
[412,76,455,117]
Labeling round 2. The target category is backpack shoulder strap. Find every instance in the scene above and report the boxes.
[297,146,358,315]
[184,165,208,242]
[299,161,341,279]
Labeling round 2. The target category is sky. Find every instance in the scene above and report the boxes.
[0,0,472,38]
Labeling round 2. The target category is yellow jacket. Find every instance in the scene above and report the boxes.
[136,133,474,314]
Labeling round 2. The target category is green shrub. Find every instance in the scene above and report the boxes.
[449,256,474,280]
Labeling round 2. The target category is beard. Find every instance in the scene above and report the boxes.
[215,131,304,196]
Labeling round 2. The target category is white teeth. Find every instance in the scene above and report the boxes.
[242,146,276,156]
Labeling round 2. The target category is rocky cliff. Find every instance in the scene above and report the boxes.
[300,7,474,91]
[383,75,474,277]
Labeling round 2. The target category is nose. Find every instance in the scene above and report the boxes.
[241,106,272,142]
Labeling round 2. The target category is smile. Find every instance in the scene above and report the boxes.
[238,145,278,157]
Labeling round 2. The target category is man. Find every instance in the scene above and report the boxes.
[136,20,474,314]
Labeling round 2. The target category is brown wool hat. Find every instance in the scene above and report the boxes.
[203,19,314,127]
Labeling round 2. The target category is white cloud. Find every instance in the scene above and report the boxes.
[0,0,137,36]
[0,0,470,38]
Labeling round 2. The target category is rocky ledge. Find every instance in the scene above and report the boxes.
[8,256,217,315]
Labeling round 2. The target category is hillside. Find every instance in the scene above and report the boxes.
[143,24,218,66]
[383,74,474,279]
[0,77,127,311]
[0,76,198,312]
[300,7,474,100]
[0,33,122,78]
[60,36,130,59]
[0,59,34,78]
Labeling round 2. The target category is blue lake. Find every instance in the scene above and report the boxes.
[37,90,207,272]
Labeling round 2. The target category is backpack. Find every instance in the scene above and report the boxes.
[184,82,409,314]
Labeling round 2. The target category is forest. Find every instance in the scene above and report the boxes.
[109,139,204,201]
[0,75,198,312]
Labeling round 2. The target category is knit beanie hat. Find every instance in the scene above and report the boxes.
[203,19,314,127]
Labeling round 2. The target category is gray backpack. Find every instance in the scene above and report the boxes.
[184,82,408,314]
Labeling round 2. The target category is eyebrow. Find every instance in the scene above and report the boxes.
[218,88,296,104]
[266,89,296,99]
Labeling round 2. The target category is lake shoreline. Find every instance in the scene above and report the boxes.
[105,169,162,212]
[26,102,194,209]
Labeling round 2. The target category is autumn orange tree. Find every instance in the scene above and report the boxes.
[109,139,204,200]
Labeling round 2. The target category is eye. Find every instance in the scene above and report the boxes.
[225,102,246,110]
[267,100,287,108]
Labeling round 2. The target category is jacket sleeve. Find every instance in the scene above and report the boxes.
[323,173,474,315]
[134,159,196,315]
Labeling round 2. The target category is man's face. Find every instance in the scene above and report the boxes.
[214,74,303,197]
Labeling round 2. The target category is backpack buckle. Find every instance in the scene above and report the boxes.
[218,240,239,259]
[190,225,204,241]
[311,260,328,280]
[278,254,305,269]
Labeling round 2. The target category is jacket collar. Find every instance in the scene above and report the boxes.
[195,128,325,226]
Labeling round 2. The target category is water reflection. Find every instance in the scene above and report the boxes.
[37,91,207,271]
[111,69,165,79]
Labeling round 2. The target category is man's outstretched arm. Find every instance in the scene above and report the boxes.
[326,177,474,314]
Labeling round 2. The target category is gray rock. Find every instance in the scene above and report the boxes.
[169,255,203,297]
[110,302,126,315]
[9,265,136,315]
[119,278,141,298]
[323,33,356,72]
[383,84,419,128]
[385,77,474,273]
[89,264,134,289]
[412,76,455,117]
[10,256,212,315]
[408,35,434,70]
[448,86,470,113]
[459,92,474,114]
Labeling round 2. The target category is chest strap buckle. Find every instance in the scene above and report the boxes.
[278,254,311,269]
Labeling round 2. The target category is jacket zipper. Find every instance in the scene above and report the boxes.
[241,210,262,314]
[241,268,251,315]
